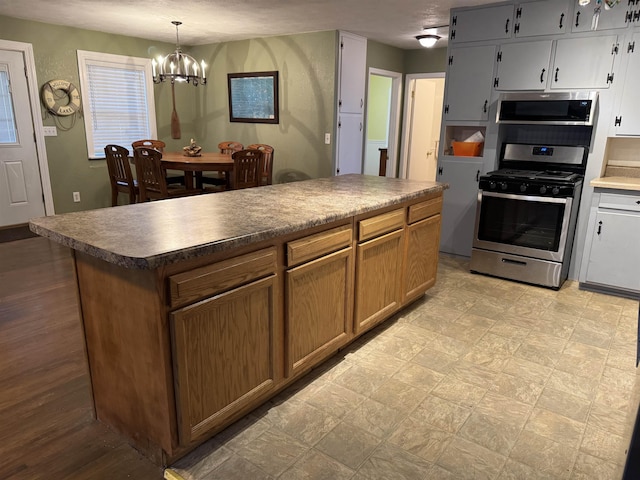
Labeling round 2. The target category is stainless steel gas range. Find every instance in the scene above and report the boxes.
[470,143,588,289]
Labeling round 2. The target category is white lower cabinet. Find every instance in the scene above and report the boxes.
[581,191,640,296]
[437,158,483,257]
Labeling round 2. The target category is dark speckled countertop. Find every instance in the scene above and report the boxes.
[29,175,447,269]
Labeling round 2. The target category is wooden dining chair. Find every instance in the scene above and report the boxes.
[104,144,138,206]
[133,147,201,202]
[232,149,264,190]
[246,144,274,185]
[131,139,184,185]
[202,141,245,189]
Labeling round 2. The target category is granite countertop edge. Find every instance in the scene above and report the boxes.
[30,176,448,269]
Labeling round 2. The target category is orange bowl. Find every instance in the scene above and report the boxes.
[452,141,483,157]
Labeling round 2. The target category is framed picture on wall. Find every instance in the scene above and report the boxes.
[227,71,279,124]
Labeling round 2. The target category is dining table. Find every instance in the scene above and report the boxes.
[161,152,234,190]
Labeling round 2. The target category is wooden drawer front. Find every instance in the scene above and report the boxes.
[358,209,405,242]
[408,195,443,224]
[599,193,640,213]
[287,224,352,267]
[169,247,277,308]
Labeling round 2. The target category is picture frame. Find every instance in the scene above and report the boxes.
[227,71,279,124]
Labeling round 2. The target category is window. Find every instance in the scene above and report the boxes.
[77,50,157,159]
[0,67,18,144]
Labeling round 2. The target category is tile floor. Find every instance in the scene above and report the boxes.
[167,255,640,480]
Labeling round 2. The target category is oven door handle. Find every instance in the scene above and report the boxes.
[480,191,569,204]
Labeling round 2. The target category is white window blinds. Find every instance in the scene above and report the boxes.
[0,68,18,144]
[77,50,157,159]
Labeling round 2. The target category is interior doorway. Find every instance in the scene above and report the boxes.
[364,68,402,177]
[399,73,445,181]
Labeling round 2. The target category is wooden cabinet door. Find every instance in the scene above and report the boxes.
[354,229,404,335]
[286,247,352,376]
[514,0,569,37]
[551,36,617,89]
[444,45,496,121]
[403,214,441,303]
[495,41,553,91]
[450,4,514,43]
[171,275,279,445]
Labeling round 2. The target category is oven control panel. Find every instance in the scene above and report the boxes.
[479,178,580,197]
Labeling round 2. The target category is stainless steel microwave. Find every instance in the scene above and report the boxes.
[496,91,598,126]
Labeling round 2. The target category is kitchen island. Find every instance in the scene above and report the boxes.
[30,174,447,465]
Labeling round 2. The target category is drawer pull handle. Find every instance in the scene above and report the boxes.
[597,220,602,235]
[636,200,640,204]
[501,258,526,266]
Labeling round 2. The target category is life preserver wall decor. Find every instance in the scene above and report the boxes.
[41,79,81,116]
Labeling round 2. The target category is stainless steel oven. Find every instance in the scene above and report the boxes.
[470,143,587,289]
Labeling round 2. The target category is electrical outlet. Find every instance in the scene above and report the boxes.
[324,133,331,144]
[73,192,81,203]
[43,126,57,136]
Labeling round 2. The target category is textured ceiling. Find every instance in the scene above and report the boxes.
[0,0,499,50]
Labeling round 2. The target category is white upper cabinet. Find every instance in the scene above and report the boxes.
[613,33,640,135]
[444,45,496,121]
[338,32,366,114]
[450,4,514,43]
[572,3,635,32]
[550,35,618,89]
[514,1,569,37]
[494,41,553,90]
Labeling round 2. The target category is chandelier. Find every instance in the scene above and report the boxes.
[152,21,206,86]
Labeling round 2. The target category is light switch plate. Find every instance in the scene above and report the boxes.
[43,126,57,136]
[324,133,331,144]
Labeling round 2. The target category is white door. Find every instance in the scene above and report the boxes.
[337,113,363,175]
[0,49,44,227]
[406,78,445,182]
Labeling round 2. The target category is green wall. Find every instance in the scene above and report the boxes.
[404,46,448,74]
[367,76,392,141]
[0,15,336,213]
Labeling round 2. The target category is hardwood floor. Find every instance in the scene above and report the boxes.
[0,237,163,479]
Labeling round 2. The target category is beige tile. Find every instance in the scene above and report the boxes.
[531,310,579,339]
[370,334,425,361]
[436,437,506,480]
[344,349,407,377]
[411,395,471,433]
[260,401,340,446]
[203,453,274,480]
[424,464,458,479]
[510,430,576,479]
[514,332,567,367]
[369,378,429,415]
[391,362,445,391]
[581,303,621,326]
[431,376,487,409]
[524,408,584,449]
[570,452,623,480]
[498,458,555,480]
[489,372,544,405]
[389,323,437,347]
[546,369,599,402]
[279,449,354,480]
[502,356,553,384]
[355,441,433,479]
[606,345,638,373]
[594,366,636,411]
[467,296,510,319]
[314,422,380,470]
[458,411,522,456]
[305,383,366,419]
[489,321,531,342]
[571,318,615,349]
[449,360,500,388]
[463,332,521,371]
[387,417,452,462]
[235,428,308,477]
[216,416,271,452]
[332,364,390,397]
[621,301,640,319]
[588,402,628,438]
[475,391,532,429]
[555,341,607,379]
[411,346,459,374]
[580,424,625,465]
[537,387,591,423]
[430,332,472,357]
[344,398,407,438]
[170,443,234,480]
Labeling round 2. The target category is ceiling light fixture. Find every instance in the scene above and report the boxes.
[152,21,206,86]
[416,34,441,48]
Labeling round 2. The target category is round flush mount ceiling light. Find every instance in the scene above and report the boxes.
[416,34,441,48]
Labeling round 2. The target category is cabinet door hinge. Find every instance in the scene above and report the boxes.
[450,29,456,40]
[516,7,522,18]
[452,15,457,26]
[612,43,619,55]
[607,72,614,84]
[626,10,633,23]
[444,105,449,114]
[634,10,640,22]
[629,41,636,53]
[514,23,520,34]
[438,166,443,176]
[496,51,502,62]
[448,55,453,66]
[494,77,499,88]
[340,41,343,49]
[615,116,622,126]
